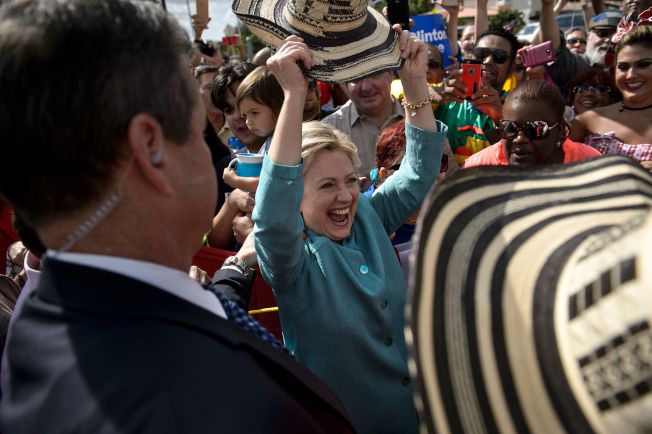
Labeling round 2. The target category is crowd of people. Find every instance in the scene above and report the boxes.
[0,0,651,432]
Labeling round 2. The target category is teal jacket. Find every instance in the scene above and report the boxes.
[253,122,447,434]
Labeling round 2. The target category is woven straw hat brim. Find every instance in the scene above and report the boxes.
[232,0,403,83]
[408,156,652,434]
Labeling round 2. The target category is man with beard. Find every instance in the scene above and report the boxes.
[433,28,520,163]
[585,11,623,65]
[538,0,621,95]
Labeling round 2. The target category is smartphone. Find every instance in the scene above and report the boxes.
[519,40,556,68]
[386,0,410,31]
[461,59,483,99]
[196,0,209,21]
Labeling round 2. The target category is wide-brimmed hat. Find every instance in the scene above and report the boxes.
[232,0,402,83]
[407,156,652,434]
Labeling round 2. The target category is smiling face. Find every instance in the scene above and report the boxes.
[572,83,612,113]
[474,35,513,91]
[301,150,359,242]
[501,99,565,165]
[615,44,652,106]
[239,96,277,138]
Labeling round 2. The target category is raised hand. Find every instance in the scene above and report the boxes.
[266,36,314,96]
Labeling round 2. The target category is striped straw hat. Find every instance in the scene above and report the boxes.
[407,156,652,434]
[231,0,402,83]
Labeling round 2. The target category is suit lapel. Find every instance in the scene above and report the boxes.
[36,258,351,421]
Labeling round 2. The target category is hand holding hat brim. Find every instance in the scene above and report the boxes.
[266,36,314,96]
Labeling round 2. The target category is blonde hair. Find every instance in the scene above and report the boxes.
[301,122,360,174]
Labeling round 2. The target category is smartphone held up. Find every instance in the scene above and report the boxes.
[519,41,556,69]
[386,0,410,31]
[461,59,483,99]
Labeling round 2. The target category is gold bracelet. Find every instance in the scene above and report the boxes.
[401,94,434,117]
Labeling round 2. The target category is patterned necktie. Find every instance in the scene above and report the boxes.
[209,288,289,354]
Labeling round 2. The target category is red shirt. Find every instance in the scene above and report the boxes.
[463,138,602,168]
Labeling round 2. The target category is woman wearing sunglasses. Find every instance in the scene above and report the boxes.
[464,80,601,167]
[566,66,621,120]
[571,23,652,168]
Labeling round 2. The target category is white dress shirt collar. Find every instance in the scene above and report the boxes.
[46,251,226,319]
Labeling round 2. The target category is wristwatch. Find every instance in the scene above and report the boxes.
[222,255,254,278]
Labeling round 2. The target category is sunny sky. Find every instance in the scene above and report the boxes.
[166,0,240,42]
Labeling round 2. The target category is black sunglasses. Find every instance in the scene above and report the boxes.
[472,47,510,65]
[497,120,560,141]
[591,28,614,38]
[427,60,442,69]
[573,84,611,94]
[392,154,448,173]
[566,37,587,46]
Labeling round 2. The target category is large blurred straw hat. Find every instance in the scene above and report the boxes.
[408,156,652,434]
[231,0,402,83]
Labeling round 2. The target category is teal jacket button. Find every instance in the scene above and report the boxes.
[384,337,393,347]
[359,265,369,274]
[380,299,389,309]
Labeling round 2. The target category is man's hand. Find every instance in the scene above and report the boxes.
[191,14,210,40]
[440,76,468,104]
[227,189,255,214]
[189,265,211,286]
[232,213,254,245]
[469,84,503,121]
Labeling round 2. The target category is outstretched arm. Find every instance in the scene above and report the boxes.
[266,37,313,166]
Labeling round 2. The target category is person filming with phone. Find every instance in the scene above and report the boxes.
[431,27,520,165]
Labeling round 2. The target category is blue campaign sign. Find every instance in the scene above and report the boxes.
[410,14,453,66]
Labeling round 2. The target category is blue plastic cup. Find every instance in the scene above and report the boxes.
[228,153,263,177]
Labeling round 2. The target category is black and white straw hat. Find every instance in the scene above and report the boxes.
[407,156,652,434]
[231,0,402,83]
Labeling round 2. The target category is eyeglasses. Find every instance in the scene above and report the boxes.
[591,28,614,38]
[566,38,587,46]
[427,60,442,69]
[573,84,611,94]
[497,120,560,141]
[392,154,448,173]
[472,47,510,65]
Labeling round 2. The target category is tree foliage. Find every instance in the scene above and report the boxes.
[488,9,525,33]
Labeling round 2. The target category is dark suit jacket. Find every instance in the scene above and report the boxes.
[0,258,355,434]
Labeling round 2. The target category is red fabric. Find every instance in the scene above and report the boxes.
[316,81,331,107]
[463,138,602,168]
[0,201,19,274]
[193,247,282,340]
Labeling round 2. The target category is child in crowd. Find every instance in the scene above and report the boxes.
[222,66,283,192]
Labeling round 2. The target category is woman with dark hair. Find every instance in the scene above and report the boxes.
[571,22,652,168]
[465,80,601,167]
[566,66,621,119]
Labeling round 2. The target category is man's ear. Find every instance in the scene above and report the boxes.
[127,113,173,196]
